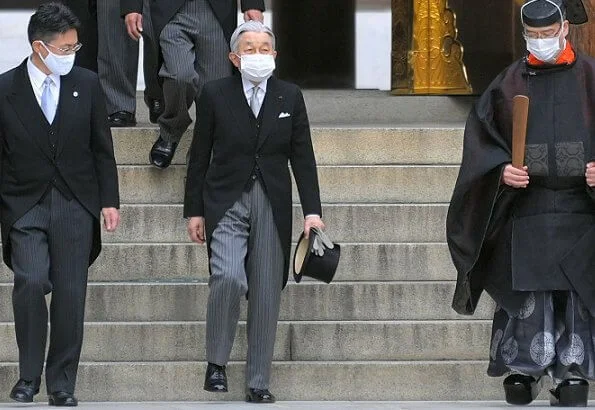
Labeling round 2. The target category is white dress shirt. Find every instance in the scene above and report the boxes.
[242,76,267,110]
[27,56,60,110]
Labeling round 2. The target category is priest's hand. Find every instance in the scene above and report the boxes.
[586,162,595,188]
[187,216,206,244]
[502,164,529,188]
[304,215,325,239]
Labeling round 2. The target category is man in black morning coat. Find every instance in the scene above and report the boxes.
[0,3,120,406]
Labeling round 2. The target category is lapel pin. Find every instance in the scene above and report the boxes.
[73,91,79,97]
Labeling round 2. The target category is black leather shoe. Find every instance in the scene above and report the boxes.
[144,96,164,124]
[149,136,177,169]
[503,374,542,405]
[550,378,589,407]
[108,111,137,127]
[204,363,228,392]
[246,388,276,403]
[48,391,78,406]
[10,378,40,403]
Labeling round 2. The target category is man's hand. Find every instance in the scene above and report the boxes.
[586,162,595,188]
[502,164,529,188]
[304,215,325,238]
[244,9,264,22]
[102,207,120,232]
[124,13,143,41]
[187,216,206,244]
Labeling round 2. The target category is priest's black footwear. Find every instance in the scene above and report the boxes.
[550,378,588,407]
[503,374,542,405]
[48,391,78,406]
[204,363,228,392]
[246,388,276,403]
[9,377,41,403]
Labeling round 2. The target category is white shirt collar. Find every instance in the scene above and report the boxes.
[27,56,60,89]
[242,76,268,96]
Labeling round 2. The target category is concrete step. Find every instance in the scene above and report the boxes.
[117,165,459,204]
[0,361,506,401]
[104,204,448,244]
[0,402,572,409]
[112,127,464,166]
[0,321,491,362]
[132,91,473,127]
[0,243,456,283]
[0,282,494,322]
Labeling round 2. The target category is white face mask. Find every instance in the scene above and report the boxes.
[38,42,75,76]
[526,33,565,63]
[238,54,275,83]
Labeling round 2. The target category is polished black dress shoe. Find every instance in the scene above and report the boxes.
[204,363,228,392]
[246,388,276,403]
[108,111,137,127]
[503,374,542,405]
[48,391,78,406]
[10,377,41,403]
[144,96,164,124]
[550,378,589,407]
[149,136,177,169]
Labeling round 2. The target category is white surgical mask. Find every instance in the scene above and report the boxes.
[238,54,275,83]
[526,34,565,63]
[38,43,75,76]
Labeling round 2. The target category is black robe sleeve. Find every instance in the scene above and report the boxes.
[447,60,527,315]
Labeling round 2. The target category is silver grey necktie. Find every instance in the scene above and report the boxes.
[41,76,56,124]
[250,86,261,117]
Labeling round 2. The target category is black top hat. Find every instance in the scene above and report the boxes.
[293,227,340,284]
[522,0,587,27]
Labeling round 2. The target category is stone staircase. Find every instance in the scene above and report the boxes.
[0,94,513,402]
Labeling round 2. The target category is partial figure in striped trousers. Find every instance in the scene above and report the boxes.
[121,0,266,169]
[184,21,326,404]
[64,0,163,128]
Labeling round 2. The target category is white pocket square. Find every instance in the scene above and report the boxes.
[278,112,291,118]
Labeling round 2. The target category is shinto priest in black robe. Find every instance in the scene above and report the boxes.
[447,1,595,381]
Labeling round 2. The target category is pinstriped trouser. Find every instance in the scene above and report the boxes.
[206,180,284,390]
[158,0,232,143]
[9,187,93,394]
[97,0,139,114]
[97,0,161,114]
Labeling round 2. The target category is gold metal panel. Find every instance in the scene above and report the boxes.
[392,0,472,95]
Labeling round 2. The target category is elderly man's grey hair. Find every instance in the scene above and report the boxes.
[229,21,276,53]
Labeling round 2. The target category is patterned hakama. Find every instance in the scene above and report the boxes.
[488,291,595,380]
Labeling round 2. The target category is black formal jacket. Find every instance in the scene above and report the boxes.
[0,60,120,269]
[184,75,322,288]
[121,0,265,43]
[63,0,98,72]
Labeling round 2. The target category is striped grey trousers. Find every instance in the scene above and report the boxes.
[97,0,161,114]
[158,0,232,143]
[206,180,284,390]
[97,0,139,114]
[10,188,93,394]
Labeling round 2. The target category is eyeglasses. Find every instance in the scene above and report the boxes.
[523,26,562,40]
[43,41,83,55]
